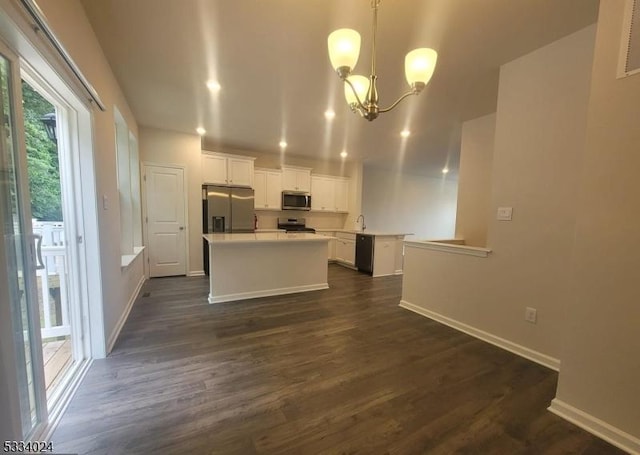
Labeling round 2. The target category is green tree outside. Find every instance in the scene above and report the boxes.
[22,81,62,221]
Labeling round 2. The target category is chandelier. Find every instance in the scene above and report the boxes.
[327,0,437,121]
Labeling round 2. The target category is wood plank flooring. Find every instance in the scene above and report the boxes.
[51,265,624,454]
[43,338,72,396]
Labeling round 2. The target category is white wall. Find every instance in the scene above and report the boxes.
[552,0,640,447]
[139,127,202,274]
[455,113,496,247]
[401,25,596,362]
[361,166,457,239]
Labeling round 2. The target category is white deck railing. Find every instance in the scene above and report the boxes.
[33,221,71,340]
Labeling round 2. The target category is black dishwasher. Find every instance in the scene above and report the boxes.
[355,234,374,275]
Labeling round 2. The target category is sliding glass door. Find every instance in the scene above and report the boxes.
[0,42,47,438]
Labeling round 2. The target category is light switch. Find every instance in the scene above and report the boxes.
[497,206,513,221]
[102,195,109,210]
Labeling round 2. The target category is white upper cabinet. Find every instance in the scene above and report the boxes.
[228,157,253,187]
[311,176,335,212]
[334,178,349,213]
[254,169,282,210]
[201,154,228,185]
[282,167,311,192]
[311,175,349,213]
[202,152,255,187]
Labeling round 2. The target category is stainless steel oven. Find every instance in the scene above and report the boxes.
[282,191,311,211]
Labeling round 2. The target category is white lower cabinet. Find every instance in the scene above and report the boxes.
[334,232,355,267]
[372,235,405,277]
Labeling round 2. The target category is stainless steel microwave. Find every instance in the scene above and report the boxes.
[282,191,311,211]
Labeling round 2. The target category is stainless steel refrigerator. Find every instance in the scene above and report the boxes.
[202,185,255,275]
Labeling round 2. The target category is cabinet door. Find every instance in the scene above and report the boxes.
[228,158,253,187]
[335,239,346,263]
[344,240,355,265]
[311,177,335,211]
[254,170,267,208]
[335,179,349,212]
[265,171,282,209]
[202,155,227,185]
[296,169,311,192]
[311,176,324,211]
[282,168,298,191]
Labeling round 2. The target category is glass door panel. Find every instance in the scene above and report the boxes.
[0,47,47,438]
[21,79,75,402]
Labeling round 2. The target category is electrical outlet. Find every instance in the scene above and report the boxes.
[525,307,537,324]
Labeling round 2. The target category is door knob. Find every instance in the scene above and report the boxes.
[179,226,184,230]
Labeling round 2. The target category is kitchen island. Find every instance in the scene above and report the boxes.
[203,232,333,303]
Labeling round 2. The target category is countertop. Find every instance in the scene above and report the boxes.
[203,232,335,244]
[314,229,412,237]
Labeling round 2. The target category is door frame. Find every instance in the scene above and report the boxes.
[141,162,190,278]
[0,3,106,440]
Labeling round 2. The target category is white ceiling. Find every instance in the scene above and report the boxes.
[80,0,598,177]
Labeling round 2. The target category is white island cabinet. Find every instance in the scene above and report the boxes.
[203,232,333,303]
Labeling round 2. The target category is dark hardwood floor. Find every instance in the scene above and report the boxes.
[52,265,623,454]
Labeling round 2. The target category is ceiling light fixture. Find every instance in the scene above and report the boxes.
[340,150,348,158]
[442,167,449,174]
[324,109,336,120]
[400,129,411,138]
[279,140,288,149]
[206,80,221,91]
[196,127,206,135]
[328,0,437,121]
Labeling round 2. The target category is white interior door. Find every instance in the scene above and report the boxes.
[144,165,187,277]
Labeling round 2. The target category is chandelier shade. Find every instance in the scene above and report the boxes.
[328,29,361,74]
[405,48,438,87]
[344,75,369,106]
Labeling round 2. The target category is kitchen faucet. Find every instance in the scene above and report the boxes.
[356,214,366,231]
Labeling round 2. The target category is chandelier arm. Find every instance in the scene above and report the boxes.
[344,77,368,111]
[378,90,417,113]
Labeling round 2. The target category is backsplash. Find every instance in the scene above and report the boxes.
[256,211,347,230]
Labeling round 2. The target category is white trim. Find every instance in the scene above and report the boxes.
[121,245,145,269]
[106,274,145,354]
[399,300,560,371]
[39,358,93,443]
[201,150,256,161]
[548,399,640,454]
[209,283,329,304]
[404,240,492,258]
[188,270,205,277]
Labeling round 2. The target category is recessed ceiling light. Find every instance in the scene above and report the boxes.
[442,167,449,174]
[206,80,221,91]
[279,140,288,149]
[196,127,206,135]
[340,150,348,158]
[400,129,411,138]
[325,110,336,120]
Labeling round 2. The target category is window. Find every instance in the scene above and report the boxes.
[114,107,142,264]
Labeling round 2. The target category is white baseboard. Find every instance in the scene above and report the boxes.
[209,283,329,304]
[399,300,560,371]
[107,274,145,354]
[188,270,205,277]
[549,399,640,454]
